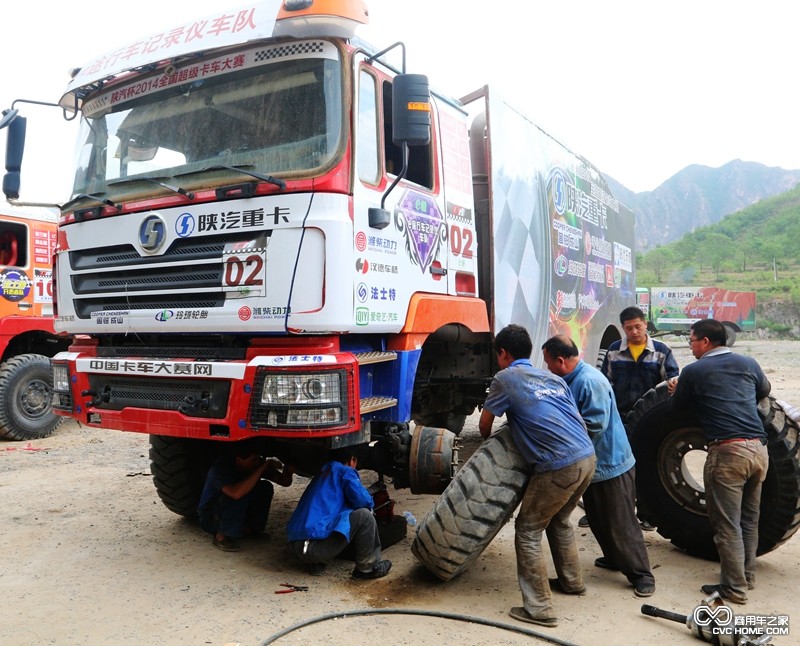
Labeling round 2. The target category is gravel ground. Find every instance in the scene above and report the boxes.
[1,337,798,646]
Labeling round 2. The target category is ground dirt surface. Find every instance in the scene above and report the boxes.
[2,338,799,645]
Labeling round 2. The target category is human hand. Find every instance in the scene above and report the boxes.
[667,377,678,395]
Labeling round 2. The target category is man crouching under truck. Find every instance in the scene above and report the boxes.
[478,324,596,627]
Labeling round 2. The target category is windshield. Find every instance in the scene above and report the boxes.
[71,42,343,199]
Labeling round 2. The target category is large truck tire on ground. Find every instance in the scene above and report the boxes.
[626,383,800,560]
[411,425,529,580]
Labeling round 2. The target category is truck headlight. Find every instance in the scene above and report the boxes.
[261,373,340,405]
[52,363,70,392]
[250,368,349,429]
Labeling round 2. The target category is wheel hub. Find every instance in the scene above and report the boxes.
[656,426,709,516]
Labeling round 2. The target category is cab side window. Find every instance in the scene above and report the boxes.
[357,70,380,185]
[0,222,26,267]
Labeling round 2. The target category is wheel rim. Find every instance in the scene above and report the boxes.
[656,426,709,516]
[18,377,51,420]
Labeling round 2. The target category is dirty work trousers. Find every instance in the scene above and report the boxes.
[198,479,274,539]
[583,466,655,587]
[290,508,381,573]
[515,455,595,620]
[704,439,769,599]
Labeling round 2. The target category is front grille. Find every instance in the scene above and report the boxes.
[69,232,265,270]
[68,230,269,318]
[86,375,231,418]
[72,262,221,294]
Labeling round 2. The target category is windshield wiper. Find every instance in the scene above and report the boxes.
[107,176,195,199]
[68,193,121,211]
[199,165,287,191]
[141,177,195,199]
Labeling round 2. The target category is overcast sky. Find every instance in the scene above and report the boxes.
[2,0,797,204]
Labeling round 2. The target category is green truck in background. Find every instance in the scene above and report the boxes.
[636,286,756,346]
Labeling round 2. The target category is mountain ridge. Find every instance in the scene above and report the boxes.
[605,160,800,251]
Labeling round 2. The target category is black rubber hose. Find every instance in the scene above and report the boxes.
[641,604,688,624]
[259,607,583,646]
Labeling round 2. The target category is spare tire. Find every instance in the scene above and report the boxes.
[626,383,800,560]
[411,424,530,580]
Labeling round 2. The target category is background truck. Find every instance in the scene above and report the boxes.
[0,0,634,517]
[636,285,756,346]
[0,206,70,440]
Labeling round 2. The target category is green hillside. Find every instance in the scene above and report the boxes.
[636,185,800,334]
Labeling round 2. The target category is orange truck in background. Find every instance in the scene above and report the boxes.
[0,207,70,439]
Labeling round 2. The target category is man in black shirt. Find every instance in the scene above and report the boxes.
[671,319,770,604]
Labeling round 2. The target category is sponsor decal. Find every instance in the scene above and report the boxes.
[394,189,445,273]
[79,358,245,379]
[555,290,577,315]
[366,235,398,254]
[197,206,287,232]
[175,213,195,237]
[0,269,31,302]
[249,355,337,367]
[366,286,396,302]
[552,219,581,251]
[139,214,167,252]
[155,310,174,322]
[554,255,568,277]
[614,241,633,272]
[356,282,368,303]
[355,258,369,274]
[355,231,367,252]
[250,306,290,320]
[551,168,568,215]
[355,307,369,326]
[238,306,252,321]
[34,268,53,303]
[446,201,473,224]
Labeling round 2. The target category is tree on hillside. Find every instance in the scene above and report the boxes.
[705,232,735,279]
[643,247,675,283]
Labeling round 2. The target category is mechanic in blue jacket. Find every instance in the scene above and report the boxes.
[601,306,680,530]
[287,447,391,580]
[543,335,655,598]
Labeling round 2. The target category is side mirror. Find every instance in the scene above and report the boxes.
[392,74,431,146]
[3,115,27,200]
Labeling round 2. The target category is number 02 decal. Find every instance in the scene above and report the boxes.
[449,225,474,258]
[222,252,266,295]
[224,254,264,287]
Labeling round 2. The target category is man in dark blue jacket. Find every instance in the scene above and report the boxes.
[287,448,391,580]
[671,319,770,605]
[601,306,680,530]
[601,306,680,417]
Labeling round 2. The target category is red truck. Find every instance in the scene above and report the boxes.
[0,207,70,439]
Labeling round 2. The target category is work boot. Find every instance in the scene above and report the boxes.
[352,559,392,580]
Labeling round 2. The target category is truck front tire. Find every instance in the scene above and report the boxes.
[411,424,529,580]
[0,353,62,441]
[149,435,217,518]
[627,384,800,559]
